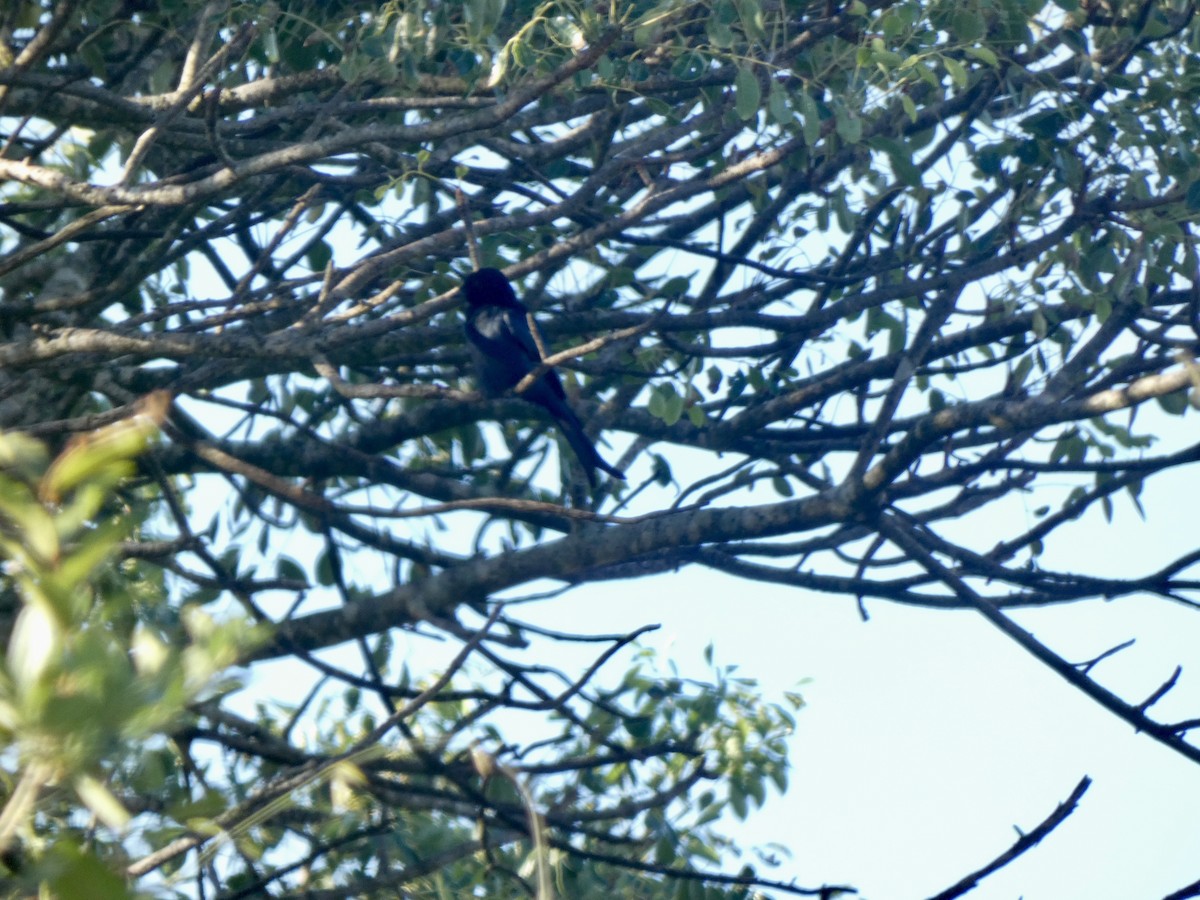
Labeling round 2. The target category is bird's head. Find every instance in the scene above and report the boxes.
[462,268,521,309]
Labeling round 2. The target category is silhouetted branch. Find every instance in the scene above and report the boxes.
[926,776,1092,900]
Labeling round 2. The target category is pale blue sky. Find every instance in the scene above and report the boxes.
[504,432,1200,899]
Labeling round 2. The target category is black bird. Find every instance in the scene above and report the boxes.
[462,267,625,486]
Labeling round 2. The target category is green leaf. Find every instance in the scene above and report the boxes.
[608,266,637,287]
[0,431,48,478]
[44,842,130,900]
[965,45,999,66]
[1126,480,1147,519]
[56,520,128,590]
[1186,178,1200,211]
[799,90,821,145]
[1022,109,1069,139]
[306,239,333,273]
[949,9,985,41]
[1157,389,1188,415]
[277,556,308,582]
[944,56,968,89]
[648,387,666,420]
[42,414,159,503]
[9,601,61,688]
[735,0,767,42]
[880,140,921,186]
[672,50,707,81]
[0,492,58,567]
[708,17,735,48]
[1032,308,1048,339]
[768,82,791,123]
[75,774,131,831]
[651,385,685,426]
[835,107,862,143]
[1010,354,1034,391]
[262,28,280,64]
[625,715,653,741]
[660,275,692,298]
[734,65,761,120]
[729,782,749,819]
[315,548,336,586]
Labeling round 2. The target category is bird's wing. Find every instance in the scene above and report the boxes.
[509,310,570,402]
[499,308,544,366]
[468,307,568,401]
[466,307,534,363]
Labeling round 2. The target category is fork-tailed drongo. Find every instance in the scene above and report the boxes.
[462,267,625,486]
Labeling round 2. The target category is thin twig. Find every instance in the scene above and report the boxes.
[1075,638,1136,675]
[457,186,481,270]
[926,776,1092,900]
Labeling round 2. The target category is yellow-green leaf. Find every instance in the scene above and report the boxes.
[944,56,968,89]
[75,774,132,831]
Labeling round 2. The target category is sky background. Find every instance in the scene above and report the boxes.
[548,449,1200,899]
[505,451,1200,899]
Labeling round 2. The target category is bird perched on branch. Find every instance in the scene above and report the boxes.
[462,267,625,487]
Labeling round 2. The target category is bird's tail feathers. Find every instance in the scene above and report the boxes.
[554,405,625,487]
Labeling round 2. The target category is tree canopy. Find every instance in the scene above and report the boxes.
[2,0,1200,896]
